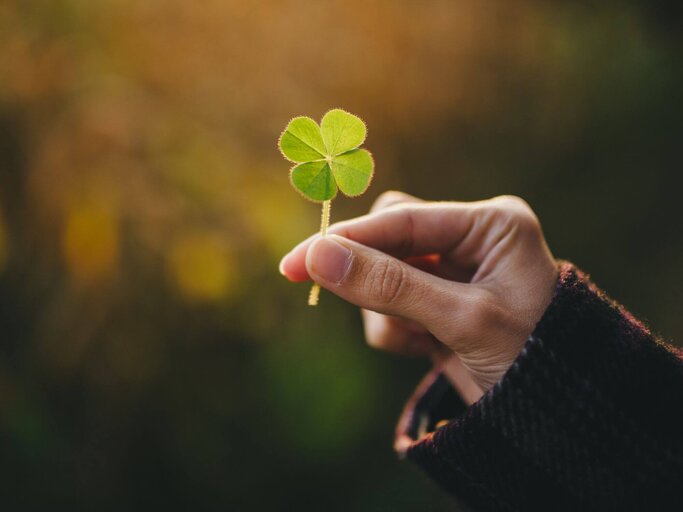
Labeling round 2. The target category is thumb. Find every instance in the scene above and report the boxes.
[306,234,476,340]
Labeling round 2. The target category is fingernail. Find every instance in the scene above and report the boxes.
[308,236,352,284]
[278,256,288,276]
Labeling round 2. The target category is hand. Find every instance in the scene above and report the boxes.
[279,191,558,403]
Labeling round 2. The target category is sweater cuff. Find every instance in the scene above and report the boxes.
[394,261,683,510]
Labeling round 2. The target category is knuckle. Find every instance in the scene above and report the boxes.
[489,195,541,234]
[491,195,531,216]
[372,190,401,211]
[492,194,529,209]
[516,210,542,236]
[364,258,407,305]
[371,190,412,212]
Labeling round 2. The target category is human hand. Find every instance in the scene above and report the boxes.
[279,191,557,402]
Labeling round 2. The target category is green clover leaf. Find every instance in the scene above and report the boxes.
[279,109,374,202]
[278,109,375,306]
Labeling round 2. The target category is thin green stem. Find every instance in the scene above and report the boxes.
[308,200,331,306]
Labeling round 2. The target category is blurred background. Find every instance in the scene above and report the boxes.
[0,0,681,510]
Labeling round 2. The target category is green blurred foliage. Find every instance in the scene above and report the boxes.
[0,0,681,510]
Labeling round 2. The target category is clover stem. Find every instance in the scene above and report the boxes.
[308,199,332,306]
[320,199,331,237]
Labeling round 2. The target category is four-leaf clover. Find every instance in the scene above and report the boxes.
[279,109,374,202]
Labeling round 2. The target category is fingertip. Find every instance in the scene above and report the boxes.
[278,253,311,282]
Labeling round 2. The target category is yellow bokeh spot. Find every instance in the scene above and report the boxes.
[63,203,119,284]
[167,232,235,302]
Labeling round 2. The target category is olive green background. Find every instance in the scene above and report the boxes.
[1,1,681,510]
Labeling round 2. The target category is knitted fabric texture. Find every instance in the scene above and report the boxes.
[397,262,683,511]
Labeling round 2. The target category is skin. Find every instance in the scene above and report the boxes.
[279,191,558,405]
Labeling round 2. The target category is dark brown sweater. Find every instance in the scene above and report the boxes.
[395,262,683,511]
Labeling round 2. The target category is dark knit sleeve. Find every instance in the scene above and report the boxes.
[395,262,683,511]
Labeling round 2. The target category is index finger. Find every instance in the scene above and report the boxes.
[370,190,423,213]
[279,201,477,282]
